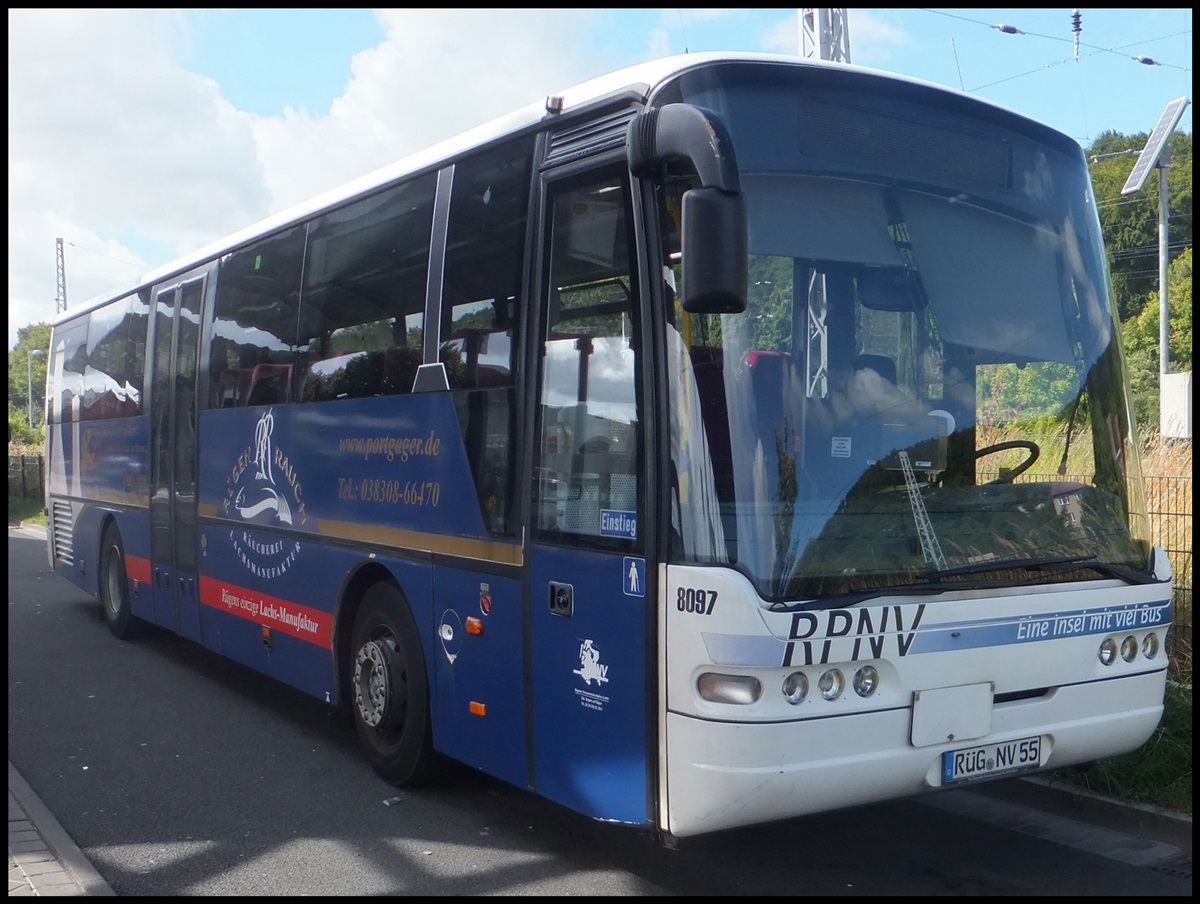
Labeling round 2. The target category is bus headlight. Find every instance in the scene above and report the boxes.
[1098,637,1118,666]
[1142,633,1159,660]
[1120,635,1138,662]
[818,669,844,700]
[853,665,879,697]
[698,673,762,704]
[782,671,809,705]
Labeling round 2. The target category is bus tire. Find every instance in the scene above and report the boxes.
[98,524,140,639]
[350,582,436,786]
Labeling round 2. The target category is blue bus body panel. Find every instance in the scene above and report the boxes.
[46,417,153,604]
[196,523,437,703]
[193,396,508,705]
[431,565,529,789]
[53,501,152,607]
[51,397,653,820]
[46,417,151,506]
[528,546,650,826]
[197,397,492,543]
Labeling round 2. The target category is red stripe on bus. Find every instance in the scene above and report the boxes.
[198,575,333,650]
[125,554,151,585]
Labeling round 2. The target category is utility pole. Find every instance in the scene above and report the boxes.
[799,9,851,63]
[797,10,849,406]
[1121,97,1191,437]
[56,237,67,313]
[1121,97,1188,376]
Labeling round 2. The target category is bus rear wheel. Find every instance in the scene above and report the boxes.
[350,582,436,786]
[98,524,140,639]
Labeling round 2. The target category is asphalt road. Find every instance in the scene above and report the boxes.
[7,524,1191,895]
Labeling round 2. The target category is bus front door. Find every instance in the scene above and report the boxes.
[147,275,204,641]
[526,164,652,826]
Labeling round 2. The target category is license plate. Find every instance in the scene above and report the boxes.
[942,735,1042,784]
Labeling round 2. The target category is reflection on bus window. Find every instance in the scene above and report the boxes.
[535,169,640,546]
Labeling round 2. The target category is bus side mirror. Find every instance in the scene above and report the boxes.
[682,188,747,313]
[627,103,748,314]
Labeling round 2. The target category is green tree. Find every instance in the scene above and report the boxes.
[1088,130,1192,323]
[1087,129,1192,438]
[8,402,44,448]
[8,323,52,430]
[1120,248,1193,428]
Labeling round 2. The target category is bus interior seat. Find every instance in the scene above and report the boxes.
[743,350,802,499]
[556,404,637,535]
[216,367,252,408]
[744,350,793,446]
[246,363,292,406]
[445,327,512,390]
[851,353,896,386]
[842,353,947,478]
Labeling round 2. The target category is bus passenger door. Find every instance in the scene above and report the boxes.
[148,275,204,641]
[526,164,652,826]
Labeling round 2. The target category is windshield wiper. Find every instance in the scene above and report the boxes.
[930,554,1156,585]
[933,553,1096,577]
[769,554,1158,612]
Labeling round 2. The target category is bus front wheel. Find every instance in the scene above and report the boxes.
[98,524,140,639]
[350,582,436,786]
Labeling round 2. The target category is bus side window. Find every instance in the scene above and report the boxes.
[210,223,306,408]
[297,174,436,402]
[83,297,136,420]
[438,137,533,535]
[534,165,640,545]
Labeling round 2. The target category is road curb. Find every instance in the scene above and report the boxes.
[8,761,116,896]
[976,774,1192,853]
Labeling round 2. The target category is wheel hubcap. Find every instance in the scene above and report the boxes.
[354,637,399,728]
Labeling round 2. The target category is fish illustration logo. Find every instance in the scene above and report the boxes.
[222,408,306,577]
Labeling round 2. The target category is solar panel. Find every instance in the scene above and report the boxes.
[1121,97,1190,195]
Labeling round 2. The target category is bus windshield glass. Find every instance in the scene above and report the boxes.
[662,63,1153,603]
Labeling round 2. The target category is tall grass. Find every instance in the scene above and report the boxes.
[976,424,1192,682]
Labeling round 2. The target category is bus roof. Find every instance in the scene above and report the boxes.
[57,50,1043,325]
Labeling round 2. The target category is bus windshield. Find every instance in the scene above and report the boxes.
[663,64,1153,603]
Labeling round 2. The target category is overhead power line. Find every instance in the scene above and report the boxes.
[917,8,1193,80]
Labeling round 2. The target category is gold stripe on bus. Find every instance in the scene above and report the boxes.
[197,504,523,567]
[93,490,150,508]
[57,489,150,510]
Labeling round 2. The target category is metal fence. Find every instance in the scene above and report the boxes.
[1145,474,1193,670]
[8,453,44,503]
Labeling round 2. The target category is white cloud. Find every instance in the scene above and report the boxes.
[8,9,267,344]
[7,8,627,349]
[844,9,914,68]
[251,9,616,212]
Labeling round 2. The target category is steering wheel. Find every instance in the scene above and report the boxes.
[974,440,1040,484]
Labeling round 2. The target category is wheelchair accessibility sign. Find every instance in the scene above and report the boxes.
[623,557,645,597]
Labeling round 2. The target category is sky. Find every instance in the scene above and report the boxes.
[7,8,1193,349]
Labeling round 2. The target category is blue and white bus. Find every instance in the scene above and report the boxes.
[43,52,1173,843]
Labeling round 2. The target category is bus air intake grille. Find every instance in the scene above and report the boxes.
[544,108,637,167]
[51,501,74,565]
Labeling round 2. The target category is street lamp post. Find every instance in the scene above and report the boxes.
[27,348,45,427]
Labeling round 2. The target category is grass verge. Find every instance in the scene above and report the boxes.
[9,495,47,526]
